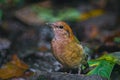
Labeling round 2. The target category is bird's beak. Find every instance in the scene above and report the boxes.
[46,23,54,27]
[46,23,56,28]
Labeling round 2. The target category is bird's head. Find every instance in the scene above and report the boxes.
[47,21,74,40]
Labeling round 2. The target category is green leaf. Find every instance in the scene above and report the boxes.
[32,6,55,22]
[32,6,80,22]
[109,52,120,65]
[88,60,115,80]
[0,0,6,3]
[114,37,120,43]
[88,52,120,80]
[98,52,120,65]
[58,8,80,21]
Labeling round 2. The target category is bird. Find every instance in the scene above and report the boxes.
[47,21,88,74]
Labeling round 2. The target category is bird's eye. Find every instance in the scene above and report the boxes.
[59,26,63,29]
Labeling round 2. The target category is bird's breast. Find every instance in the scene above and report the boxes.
[51,38,69,57]
[51,39,83,68]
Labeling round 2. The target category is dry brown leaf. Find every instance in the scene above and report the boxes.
[0,54,29,79]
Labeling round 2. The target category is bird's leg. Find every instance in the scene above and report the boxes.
[78,64,81,74]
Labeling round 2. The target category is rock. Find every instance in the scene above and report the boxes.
[0,38,11,50]
[29,71,107,80]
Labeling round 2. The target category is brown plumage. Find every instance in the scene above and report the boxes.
[48,21,88,74]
